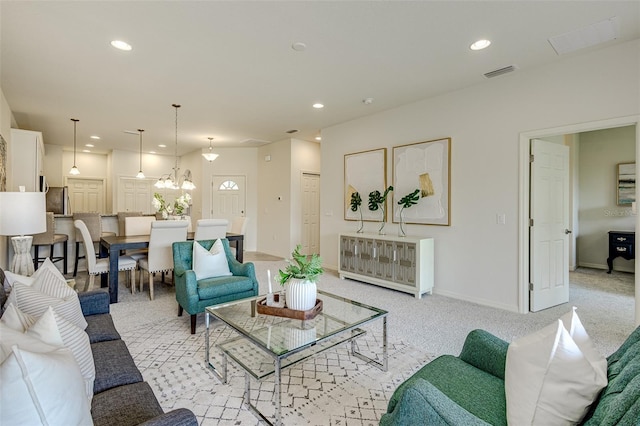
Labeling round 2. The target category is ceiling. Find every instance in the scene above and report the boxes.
[2,1,639,157]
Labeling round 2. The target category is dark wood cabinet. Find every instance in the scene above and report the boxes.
[607,231,635,273]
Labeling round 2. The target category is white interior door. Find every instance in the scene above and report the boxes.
[67,178,105,213]
[301,173,320,255]
[210,175,246,226]
[118,177,154,214]
[530,139,570,312]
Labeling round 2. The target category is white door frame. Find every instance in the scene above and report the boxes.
[518,115,640,324]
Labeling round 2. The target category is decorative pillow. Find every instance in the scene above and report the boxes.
[6,282,87,330]
[3,257,66,291]
[505,319,608,425]
[0,345,93,426]
[31,307,95,400]
[0,323,60,363]
[560,306,608,381]
[193,239,232,280]
[1,302,37,331]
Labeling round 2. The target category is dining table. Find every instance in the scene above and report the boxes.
[99,232,244,303]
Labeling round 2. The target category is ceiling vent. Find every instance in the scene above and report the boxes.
[285,129,298,134]
[484,65,518,79]
[548,17,619,56]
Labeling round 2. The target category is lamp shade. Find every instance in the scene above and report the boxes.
[0,192,46,236]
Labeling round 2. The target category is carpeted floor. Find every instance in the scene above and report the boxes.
[75,257,636,424]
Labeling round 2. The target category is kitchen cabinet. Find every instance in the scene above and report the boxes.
[10,128,44,192]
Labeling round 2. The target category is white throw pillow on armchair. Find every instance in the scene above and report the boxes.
[505,312,608,425]
[193,239,232,280]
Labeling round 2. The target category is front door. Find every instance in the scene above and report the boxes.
[210,175,246,226]
[530,139,570,312]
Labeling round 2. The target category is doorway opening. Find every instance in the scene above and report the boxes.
[519,115,639,317]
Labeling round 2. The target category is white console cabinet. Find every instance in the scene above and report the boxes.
[10,128,44,192]
[338,232,434,298]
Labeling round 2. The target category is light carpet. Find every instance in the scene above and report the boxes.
[120,313,433,425]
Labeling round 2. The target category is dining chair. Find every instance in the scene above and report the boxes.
[124,216,156,236]
[73,212,116,277]
[194,219,228,240]
[32,212,68,274]
[117,211,142,236]
[138,221,188,300]
[229,216,247,256]
[124,215,156,262]
[74,219,137,292]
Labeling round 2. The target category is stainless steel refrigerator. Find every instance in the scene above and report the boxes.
[46,186,70,215]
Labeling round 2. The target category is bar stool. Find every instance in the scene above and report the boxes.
[32,212,68,274]
[72,212,116,277]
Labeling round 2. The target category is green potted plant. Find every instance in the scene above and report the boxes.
[350,191,364,233]
[397,189,420,236]
[278,245,323,311]
[368,185,393,234]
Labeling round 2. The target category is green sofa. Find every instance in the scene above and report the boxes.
[380,326,640,425]
[172,238,258,334]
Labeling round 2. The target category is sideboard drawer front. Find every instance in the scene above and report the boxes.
[613,244,634,257]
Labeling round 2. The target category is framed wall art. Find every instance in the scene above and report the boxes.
[617,162,635,206]
[344,148,387,221]
[392,137,451,226]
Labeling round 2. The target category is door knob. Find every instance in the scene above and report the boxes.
[565,229,572,234]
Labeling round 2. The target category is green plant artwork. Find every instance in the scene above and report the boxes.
[397,189,420,236]
[350,191,364,233]
[368,185,393,234]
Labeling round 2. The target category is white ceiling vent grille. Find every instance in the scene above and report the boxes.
[484,65,518,79]
[548,17,619,55]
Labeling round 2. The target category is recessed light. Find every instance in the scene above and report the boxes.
[111,40,132,51]
[292,42,307,52]
[470,39,491,50]
[362,98,374,105]
[312,103,324,109]
[158,144,166,148]
[90,135,100,140]
[85,144,94,147]
[82,149,91,153]
[149,151,156,154]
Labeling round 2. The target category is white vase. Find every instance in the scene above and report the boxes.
[285,278,317,311]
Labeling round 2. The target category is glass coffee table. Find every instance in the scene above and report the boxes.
[205,289,388,426]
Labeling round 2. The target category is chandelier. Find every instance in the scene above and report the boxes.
[155,104,196,190]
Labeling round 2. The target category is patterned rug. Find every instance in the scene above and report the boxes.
[120,315,434,425]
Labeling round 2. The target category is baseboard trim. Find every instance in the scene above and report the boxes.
[579,262,635,274]
[432,288,520,313]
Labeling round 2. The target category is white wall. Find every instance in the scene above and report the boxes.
[320,39,640,312]
[258,139,292,257]
[0,86,12,268]
[578,126,636,272]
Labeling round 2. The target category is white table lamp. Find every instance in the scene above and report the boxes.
[0,188,46,275]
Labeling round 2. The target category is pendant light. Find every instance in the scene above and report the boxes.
[136,129,145,179]
[69,118,80,175]
[202,137,219,162]
[154,103,195,190]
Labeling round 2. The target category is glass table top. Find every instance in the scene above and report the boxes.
[206,289,388,357]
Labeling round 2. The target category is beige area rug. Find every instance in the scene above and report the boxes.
[119,304,433,426]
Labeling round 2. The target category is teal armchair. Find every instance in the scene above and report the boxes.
[172,239,258,334]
